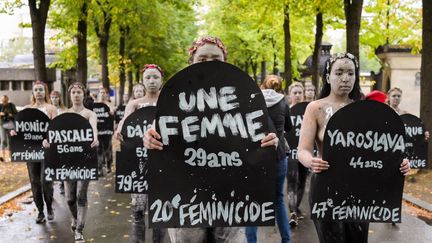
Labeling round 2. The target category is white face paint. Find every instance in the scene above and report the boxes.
[142,69,162,94]
[328,58,356,97]
[133,86,145,99]
[192,43,225,64]
[289,86,304,106]
[70,87,84,104]
[33,84,46,101]
[388,90,402,108]
[50,95,60,107]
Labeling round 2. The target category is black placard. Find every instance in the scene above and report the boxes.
[93,102,114,136]
[10,109,50,162]
[148,61,276,228]
[115,105,126,123]
[400,114,428,169]
[44,113,98,181]
[116,106,156,193]
[285,102,309,160]
[310,100,405,223]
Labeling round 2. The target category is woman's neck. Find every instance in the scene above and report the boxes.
[34,99,45,106]
[327,93,352,105]
[71,103,84,112]
[145,91,159,100]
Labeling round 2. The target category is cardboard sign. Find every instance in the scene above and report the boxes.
[400,114,428,169]
[115,104,126,123]
[44,113,98,181]
[310,100,405,223]
[116,106,156,193]
[148,61,276,228]
[10,109,50,162]
[93,102,114,136]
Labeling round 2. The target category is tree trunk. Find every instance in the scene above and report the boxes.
[344,0,363,61]
[421,0,432,168]
[76,0,88,85]
[28,0,51,83]
[127,70,133,97]
[260,61,266,84]
[283,2,292,93]
[119,26,126,105]
[251,61,258,82]
[312,11,323,89]
[135,65,140,84]
[94,8,112,90]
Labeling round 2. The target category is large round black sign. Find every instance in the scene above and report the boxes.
[310,100,405,223]
[115,104,126,123]
[93,102,114,136]
[44,113,98,181]
[116,106,156,193]
[10,108,50,162]
[148,61,276,228]
[400,114,428,169]
[285,102,309,160]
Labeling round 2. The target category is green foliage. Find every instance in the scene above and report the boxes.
[361,0,422,56]
[48,0,197,84]
[202,0,345,81]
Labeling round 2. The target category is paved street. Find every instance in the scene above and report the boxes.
[1,173,431,243]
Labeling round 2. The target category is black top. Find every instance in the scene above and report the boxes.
[267,99,292,161]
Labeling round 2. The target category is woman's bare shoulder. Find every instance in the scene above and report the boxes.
[306,99,325,113]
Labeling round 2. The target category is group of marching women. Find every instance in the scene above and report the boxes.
[10,35,420,243]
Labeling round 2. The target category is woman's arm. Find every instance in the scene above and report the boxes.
[114,101,136,141]
[298,102,329,173]
[88,111,99,148]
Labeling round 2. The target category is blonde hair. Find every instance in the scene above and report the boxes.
[261,75,282,92]
[385,87,403,105]
[288,82,304,94]
[132,83,145,99]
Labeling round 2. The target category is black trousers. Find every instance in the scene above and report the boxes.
[287,159,309,214]
[97,135,113,173]
[313,220,369,243]
[26,162,53,213]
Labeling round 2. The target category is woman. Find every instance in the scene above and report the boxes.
[132,83,145,100]
[385,87,429,156]
[44,82,98,242]
[286,82,309,227]
[13,81,57,223]
[386,87,407,115]
[50,90,67,194]
[115,64,167,243]
[289,82,305,106]
[304,81,316,102]
[0,95,17,161]
[97,87,115,174]
[50,91,67,114]
[297,53,410,243]
[144,36,279,243]
[246,75,292,243]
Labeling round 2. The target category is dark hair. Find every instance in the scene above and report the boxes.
[68,82,87,94]
[319,53,362,101]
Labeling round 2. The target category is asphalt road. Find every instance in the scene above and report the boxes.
[1,173,431,243]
